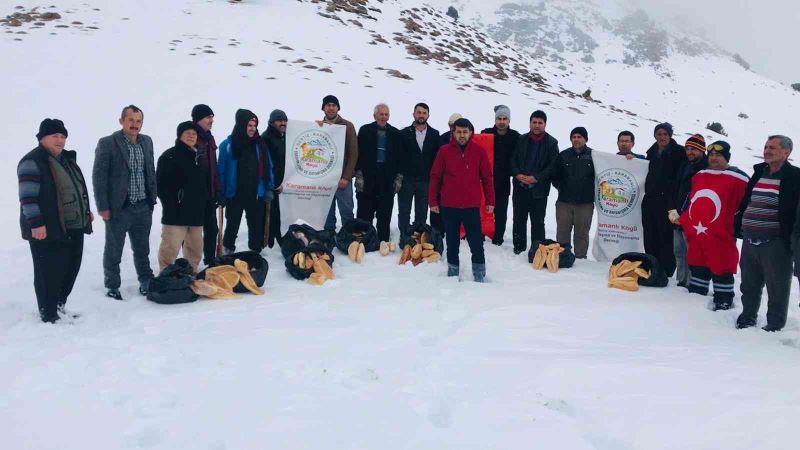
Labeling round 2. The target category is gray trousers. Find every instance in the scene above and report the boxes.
[397,177,429,237]
[555,201,593,258]
[673,228,689,285]
[103,201,154,289]
[739,240,793,329]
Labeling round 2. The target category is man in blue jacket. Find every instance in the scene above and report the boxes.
[217,109,273,254]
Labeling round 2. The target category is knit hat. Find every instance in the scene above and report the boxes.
[654,122,674,137]
[191,104,214,123]
[447,113,462,126]
[570,126,588,141]
[269,109,288,123]
[494,104,511,120]
[707,140,731,161]
[321,95,340,110]
[530,110,547,123]
[36,118,68,140]
[684,134,706,153]
[176,121,199,138]
[453,117,474,132]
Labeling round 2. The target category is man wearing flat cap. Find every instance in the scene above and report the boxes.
[18,119,93,323]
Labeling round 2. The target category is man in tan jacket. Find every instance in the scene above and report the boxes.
[320,95,358,232]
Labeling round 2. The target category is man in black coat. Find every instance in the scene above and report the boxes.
[738,135,800,331]
[191,104,220,266]
[667,134,708,288]
[481,105,520,246]
[509,110,559,254]
[262,109,287,248]
[398,102,442,238]
[642,122,687,278]
[156,122,209,273]
[552,127,595,259]
[355,103,403,242]
[18,119,93,322]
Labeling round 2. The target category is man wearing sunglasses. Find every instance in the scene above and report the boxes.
[736,135,800,331]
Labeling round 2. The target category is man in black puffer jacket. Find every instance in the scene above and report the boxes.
[481,105,520,246]
[156,122,209,273]
[552,127,595,258]
[642,122,687,278]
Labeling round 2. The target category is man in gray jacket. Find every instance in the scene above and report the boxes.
[92,105,157,300]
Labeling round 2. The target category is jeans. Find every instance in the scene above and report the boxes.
[325,181,355,231]
[440,207,485,267]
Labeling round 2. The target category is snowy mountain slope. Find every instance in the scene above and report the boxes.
[2,1,800,449]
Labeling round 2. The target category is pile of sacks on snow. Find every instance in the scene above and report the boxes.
[398,224,443,266]
[282,224,338,285]
[146,251,269,304]
[527,239,575,273]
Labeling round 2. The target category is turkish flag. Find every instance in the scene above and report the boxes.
[460,133,495,240]
[679,169,749,275]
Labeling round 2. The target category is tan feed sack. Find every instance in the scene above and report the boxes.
[607,259,651,292]
[531,243,565,273]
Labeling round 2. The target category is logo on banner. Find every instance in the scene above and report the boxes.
[290,130,339,179]
[596,168,639,217]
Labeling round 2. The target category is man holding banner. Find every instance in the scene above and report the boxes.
[591,149,649,261]
[320,95,358,233]
[280,118,346,231]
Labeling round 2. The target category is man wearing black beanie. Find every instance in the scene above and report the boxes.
[552,127,594,258]
[191,104,221,264]
[319,94,358,232]
[19,119,93,322]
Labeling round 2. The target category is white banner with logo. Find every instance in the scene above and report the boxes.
[280,120,345,230]
[591,152,649,261]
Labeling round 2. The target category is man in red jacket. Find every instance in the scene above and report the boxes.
[429,118,495,282]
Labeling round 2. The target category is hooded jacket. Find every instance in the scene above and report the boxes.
[217,109,274,201]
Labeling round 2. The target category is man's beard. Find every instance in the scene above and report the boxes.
[415,118,427,125]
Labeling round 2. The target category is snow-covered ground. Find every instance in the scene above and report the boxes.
[2,1,799,449]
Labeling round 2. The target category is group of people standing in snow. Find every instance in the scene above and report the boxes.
[17,96,800,332]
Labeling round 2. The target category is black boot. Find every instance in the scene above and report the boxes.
[447,264,459,277]
[106,289,123,301]
[473,263,486,283]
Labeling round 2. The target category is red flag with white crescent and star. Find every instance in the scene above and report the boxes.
[679,168,749,275]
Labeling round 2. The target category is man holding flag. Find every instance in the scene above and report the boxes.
[679,141,748,310]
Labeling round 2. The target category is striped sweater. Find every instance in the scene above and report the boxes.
[17,158,43,228]
[741,174,781,240]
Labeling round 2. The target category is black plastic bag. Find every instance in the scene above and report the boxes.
[280,224,336,259]
[335,218,380,254]
[147,259,198,304]
[285,243,336,280]
[400,224,444,254]
[611,252,668,287]
[527,239,576,269]
[197,251,268,293]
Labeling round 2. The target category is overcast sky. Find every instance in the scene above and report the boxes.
[630,0,800,84]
